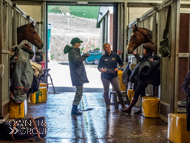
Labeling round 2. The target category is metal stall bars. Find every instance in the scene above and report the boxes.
[0,0,35,119]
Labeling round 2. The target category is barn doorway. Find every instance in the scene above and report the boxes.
[47,5,114,93]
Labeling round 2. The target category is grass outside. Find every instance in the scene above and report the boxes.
[48,6,99,19]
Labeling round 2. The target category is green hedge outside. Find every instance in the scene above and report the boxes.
[48,5,99,19]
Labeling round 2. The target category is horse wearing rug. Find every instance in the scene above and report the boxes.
[10,22,44,103]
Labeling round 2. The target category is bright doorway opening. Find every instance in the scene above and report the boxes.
[47,5,113,93]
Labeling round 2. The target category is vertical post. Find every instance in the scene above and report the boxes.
[103,15,107,43]
[174,0,180,113]
[120,3,124,60]
[8,2,12,49]
[12,3,17,45]
[0,0,3,118]
[113,4,118,53]
[170,0,180,113]
[152,10,158,97]
[189,15,190,71]
[42,2,47,83]
[117,3,121,54]
[123,2,128,62]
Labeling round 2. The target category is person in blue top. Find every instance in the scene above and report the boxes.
[98,43,127,111]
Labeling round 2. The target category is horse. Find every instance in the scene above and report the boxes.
[127,24,153,54]
[17,22,44,49]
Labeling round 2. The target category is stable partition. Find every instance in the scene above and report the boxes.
[157,0,176,121]
[127,0,181,121]
[127,7,157,97]
[0,0,35,118]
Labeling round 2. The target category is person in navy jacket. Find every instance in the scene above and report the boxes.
[98,43,127,111]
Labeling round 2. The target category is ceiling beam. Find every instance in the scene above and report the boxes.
[12,0,163,4]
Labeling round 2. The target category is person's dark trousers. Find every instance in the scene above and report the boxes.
[122,81,148,114]
[133,79,146,98]
[134,81,148,99]
[71,85,83,115]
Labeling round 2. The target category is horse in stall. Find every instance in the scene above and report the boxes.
[17,22,43,49]
[127,24,154,54]
[10,22,45,103]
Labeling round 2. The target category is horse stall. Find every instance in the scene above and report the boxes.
[127,7,158,99]
[176,2,190,113]
[127,0,182,121]
[0,0,37,119]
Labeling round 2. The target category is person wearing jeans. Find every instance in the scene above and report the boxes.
[98,43,126,111]
[64,37,89,115]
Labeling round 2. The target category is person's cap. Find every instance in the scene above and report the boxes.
[70,37,83,45]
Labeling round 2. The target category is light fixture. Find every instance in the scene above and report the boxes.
[77,1,88,4]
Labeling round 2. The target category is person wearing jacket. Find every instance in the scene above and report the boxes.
[122,42,160,114]
[98,43,127,111]
[64,37,89,115]
[129,44,153,114]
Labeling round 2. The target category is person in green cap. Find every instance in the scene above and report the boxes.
[64,37,89,115]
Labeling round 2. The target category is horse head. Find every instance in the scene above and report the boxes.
[127,25,152,54]
[17,22,44,49]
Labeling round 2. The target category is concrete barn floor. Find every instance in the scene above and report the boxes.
[0,92,170,143]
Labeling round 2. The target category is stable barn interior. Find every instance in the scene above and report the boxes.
[0,0,189,124]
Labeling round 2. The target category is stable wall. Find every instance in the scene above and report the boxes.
[0,0,36,118]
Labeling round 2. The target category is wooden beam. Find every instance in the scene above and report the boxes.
[139,7,157,21]
[12,0,163,3]
[0,0,3,118]
[123,2,127,62]
[12,4,17,45]
[127,3,160,7]
[174,0,180,113]
[113,4,118,53]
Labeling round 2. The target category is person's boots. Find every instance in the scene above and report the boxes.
[71,105,83,115]
[121,98,138,114]
[106,104,110,111]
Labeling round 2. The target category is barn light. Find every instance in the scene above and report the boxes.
[77,1,88,4]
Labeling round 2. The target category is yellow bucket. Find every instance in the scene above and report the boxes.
[30,87,47,103]
[9,100,26,118]
[39,83,47,88]
[118,70,126,92]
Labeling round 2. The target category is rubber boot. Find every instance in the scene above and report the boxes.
[106,104,110,111]
[121,98,138,114]
[71,105,83,115]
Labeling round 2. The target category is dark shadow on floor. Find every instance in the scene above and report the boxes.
[48,86,104,93]
[59,62,69,66]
